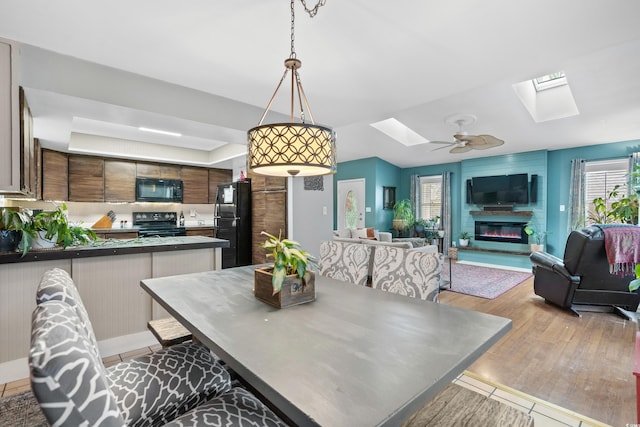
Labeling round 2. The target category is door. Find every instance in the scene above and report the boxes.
[337,178,365,231]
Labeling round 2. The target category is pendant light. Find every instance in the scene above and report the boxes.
[247,0,336,177]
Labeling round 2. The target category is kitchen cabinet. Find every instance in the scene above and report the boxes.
[186,228,214,237]
[42,149,69,201]
[0,39,36,197]
[94,232,138,239]
[252,189,287,264]
[208,168,233,203]
[105,159,136,202]
[181,166,209,204]
[136,162,181,179]
[68,155,104,202]
[249,173,286,192]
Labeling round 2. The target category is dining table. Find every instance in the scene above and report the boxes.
[140,265,512,427]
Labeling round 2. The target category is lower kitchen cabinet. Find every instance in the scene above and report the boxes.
[186,228,214,237]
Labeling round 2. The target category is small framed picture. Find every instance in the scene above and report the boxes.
[383,186,396,210]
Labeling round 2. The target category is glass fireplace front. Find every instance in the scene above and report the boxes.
[474,221,528,244]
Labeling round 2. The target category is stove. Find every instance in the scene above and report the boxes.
[133,212,186,237]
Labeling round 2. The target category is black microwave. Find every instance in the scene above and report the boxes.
[135,178,183,203]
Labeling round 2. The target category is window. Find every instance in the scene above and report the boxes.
[584,158,629,223]
[418,175,442,221]
[532,71,567,92]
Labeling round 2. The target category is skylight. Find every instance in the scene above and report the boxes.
[370,118,430,147]
[532,71,567,92]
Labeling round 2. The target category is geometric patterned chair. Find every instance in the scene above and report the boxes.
[33,269,234,426]
[319,240,372,286]
[372,246,443,302]
[30,301,287,427]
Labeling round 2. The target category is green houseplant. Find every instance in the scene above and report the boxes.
[0,208,33,255]
[524,221,550,252]
[25,204,96,252]
[392,199,414,235]
[459,231,471,247]
[254,231,317,308]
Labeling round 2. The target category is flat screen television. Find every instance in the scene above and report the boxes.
[471,173,529,205]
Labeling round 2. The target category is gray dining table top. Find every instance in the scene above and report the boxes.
[141,266,511,427]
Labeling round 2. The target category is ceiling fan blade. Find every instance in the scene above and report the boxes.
[465,134,504,149]
[429,140,454,144]
[431,144,452,152]
[450,145,472,154]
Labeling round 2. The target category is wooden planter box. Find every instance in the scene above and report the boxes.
[254,267,315,309]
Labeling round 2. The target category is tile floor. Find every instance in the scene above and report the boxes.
[1,344,611,427]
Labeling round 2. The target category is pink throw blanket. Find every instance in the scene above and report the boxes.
[603,227,640,276]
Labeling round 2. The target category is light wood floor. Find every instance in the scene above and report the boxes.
[439,272,637,427]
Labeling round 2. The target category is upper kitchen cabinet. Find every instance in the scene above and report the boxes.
[248,172,286,192]
[68,154,105,202]
[136,162,181,179]
[42,149,68,201]
[105,160,136,202]
[208,168,233,203]
[181,166,209,204]
[0,39,36,197]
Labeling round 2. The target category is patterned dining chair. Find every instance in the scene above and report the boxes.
[372,245,443,302]
[319,240,372,286]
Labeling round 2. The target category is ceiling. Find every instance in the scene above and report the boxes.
[2,0,640,170]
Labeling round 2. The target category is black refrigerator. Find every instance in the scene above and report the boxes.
[215,181,252,268]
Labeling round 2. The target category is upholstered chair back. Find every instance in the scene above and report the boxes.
[319,240,372,286]
[35,267,101,358]
[372,246,443,301]
[30,301,126,427]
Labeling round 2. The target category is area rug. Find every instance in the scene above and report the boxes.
[0,390,47,427]
[441,262,532,299]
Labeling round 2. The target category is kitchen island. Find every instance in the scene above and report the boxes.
[0,236,229,380]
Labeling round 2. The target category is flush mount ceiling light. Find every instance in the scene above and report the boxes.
[247,0,336,177]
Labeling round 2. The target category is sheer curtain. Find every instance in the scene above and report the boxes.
[567,158,585,233]
[630,152,640,225]
[440,171,451,256]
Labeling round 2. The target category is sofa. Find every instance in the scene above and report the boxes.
[530,224,640,316]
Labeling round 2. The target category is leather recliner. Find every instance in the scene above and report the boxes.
[530,225,640,315]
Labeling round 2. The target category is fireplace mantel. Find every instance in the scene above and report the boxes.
[470,210,533,216]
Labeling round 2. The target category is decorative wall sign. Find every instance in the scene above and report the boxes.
[304,176,324,191]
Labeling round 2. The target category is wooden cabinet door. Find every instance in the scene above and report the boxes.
[161,165,181,179]
[0,38,20,194]
[248,171,286,191]
[186,228,214,237]
[136,162,160,178]
[208,168,233,203]
[42,149,69,201]
[68,155,104,201]
[105,160,136,202]
[181,166,209,204]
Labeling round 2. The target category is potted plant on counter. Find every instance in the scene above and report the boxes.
[24,204,96,252]
[254,231,317,309]
[0,208,32,255]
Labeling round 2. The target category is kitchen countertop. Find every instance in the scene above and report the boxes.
[0,236,229,265]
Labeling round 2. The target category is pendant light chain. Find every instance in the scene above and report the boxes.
[290,0,327,59]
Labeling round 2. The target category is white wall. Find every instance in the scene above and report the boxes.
[290,175,334,259]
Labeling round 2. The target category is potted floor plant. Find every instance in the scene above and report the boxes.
[254,231,317,308]
[392,199,414,237]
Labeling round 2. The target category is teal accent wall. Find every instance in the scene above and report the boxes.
[334,157,401,231]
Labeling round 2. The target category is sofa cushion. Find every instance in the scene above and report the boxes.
[30,301,126,427]
[320,240,372,286]
[163,387,288,427]
[108,342,232,427]
[372,246,443,301]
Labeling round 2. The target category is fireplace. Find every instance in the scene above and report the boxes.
[474,221,528,244]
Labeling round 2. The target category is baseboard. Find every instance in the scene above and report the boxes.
[456,260,532,274]
[0,330,157,384]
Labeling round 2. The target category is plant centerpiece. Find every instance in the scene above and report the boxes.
[524,221,550,252]
[254,231,317,309]
[392,199,414,237]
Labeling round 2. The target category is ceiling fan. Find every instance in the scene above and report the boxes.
[431,114,504,153]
